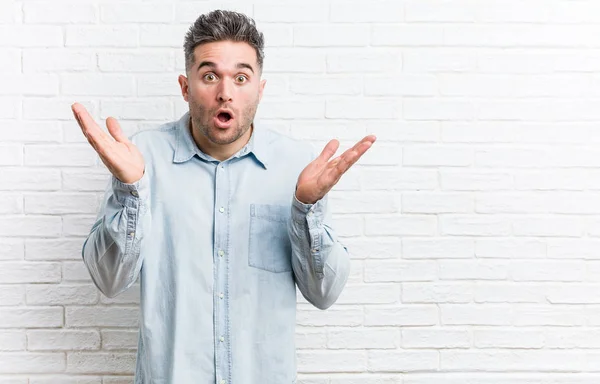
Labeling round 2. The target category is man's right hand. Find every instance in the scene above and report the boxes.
[71,103,145,184]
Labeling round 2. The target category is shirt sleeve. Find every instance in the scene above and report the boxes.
[288,191,350,310]
[81,171,151,298]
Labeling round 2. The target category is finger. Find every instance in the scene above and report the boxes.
[71,103,112,148]
[349,135,377,152]
[106,117,129,143]
[316,139,340,163]
[326,140,374,180]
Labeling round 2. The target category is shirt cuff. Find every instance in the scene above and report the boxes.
[292,193,326,226]
[112,171,149,208]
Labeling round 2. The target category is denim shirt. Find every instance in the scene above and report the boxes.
[81,112,350,384]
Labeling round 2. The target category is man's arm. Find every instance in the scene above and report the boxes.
[288,193,349,309]
[71,102,149,298]
[82,173,150,298]
[288,134,376,309]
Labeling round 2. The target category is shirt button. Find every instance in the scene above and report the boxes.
[220,380,226,384]
[130,190,139,197]
[220,336,224,342]
[218,250,224,257]
[219,293,224,299]
[219,207,225,213]
[129,232,135,237]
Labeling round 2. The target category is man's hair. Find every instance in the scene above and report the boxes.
[183,10,265,74]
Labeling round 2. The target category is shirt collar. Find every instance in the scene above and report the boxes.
[173,112,270,169]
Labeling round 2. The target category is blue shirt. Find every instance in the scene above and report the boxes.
[82,112,350,384]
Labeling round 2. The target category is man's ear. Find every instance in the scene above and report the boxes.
[178,74,189,102]
[258,78,266,103]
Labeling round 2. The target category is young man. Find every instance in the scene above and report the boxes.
[73,10,375,384]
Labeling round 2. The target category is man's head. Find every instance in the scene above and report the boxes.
[179,10,266,157]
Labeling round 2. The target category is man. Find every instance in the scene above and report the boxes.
[73,10,375,384]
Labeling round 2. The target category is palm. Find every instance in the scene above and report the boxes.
[296,135,376,205]
[72,103,145,184]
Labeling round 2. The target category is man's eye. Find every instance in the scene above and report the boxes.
[236,75,247,83]
[204,74,217,81]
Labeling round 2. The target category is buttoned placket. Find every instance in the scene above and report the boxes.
[214,160,231,384]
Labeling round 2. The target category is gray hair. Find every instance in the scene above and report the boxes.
[183,10,265,73]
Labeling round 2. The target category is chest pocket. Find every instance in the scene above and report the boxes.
[248,204,293,273]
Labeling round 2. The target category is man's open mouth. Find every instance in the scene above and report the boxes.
[217,111,233,122]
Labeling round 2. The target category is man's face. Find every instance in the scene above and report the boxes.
[179,40,265,147]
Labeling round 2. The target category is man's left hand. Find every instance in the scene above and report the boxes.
[295,135,377,205]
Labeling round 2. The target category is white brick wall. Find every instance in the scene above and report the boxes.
[3,0,600,382]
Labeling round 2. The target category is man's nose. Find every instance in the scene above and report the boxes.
[217,81,233,103]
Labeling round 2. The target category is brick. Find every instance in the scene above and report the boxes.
[0,331,25,351]
[100,100,173,120]
[26,284,99,305]
[402,328,470,349]
[0,145,23,166]
[326,98,400,119]
[402,193,473,214]
[254,3,328,22]
[0,122,62,143]
[368,350,439,372]
[62,170,111,192]
[328,328,398,349]
[61,75,135,96]
[364,260,436,282]
[365,306,438,326]
[403,238,474,259]
[66,307,139,328]
[365,75,437,96]
[365,215,437,236]
[66,26,138,47]
[23,49,95,73]
[30,377,101,384]
[63,262,93,283]
[0,193,22,214]
[24,193,98,215]
[0,285,24,306]
[0,307,63,328]
[402,283,473,304]
[0,239,24,261]
[290,75,361,95]
[139,24,188,47]
[439,260,509,280]
[0,75,58,96]
[0,26,62,47]
[297,306,363,327]
[295,327,327,349]
[101,330,138,350]
[0,262,61,283]
[26,239,84,261]
[28,330,100,351]
[330,1,404,22]
[297,351,366,373]
[440,215,511,236]
[0,353,65,373]
[24,3,96,23]
[67,353,135,374]
[25,145,97,167]
[100,4,173,23]
[441,305,512,326]
[336,284,399,305]
[294,25,369,47]
[98,52,173,73]
[473,329,544,349]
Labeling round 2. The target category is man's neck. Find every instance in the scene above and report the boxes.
[190,119,253,161]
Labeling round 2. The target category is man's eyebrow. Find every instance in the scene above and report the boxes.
[197,61,216,71]
[236,63,255,74]
[197,61,255,74]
